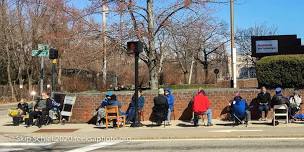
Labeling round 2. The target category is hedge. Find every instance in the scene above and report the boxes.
[256,55,304,89]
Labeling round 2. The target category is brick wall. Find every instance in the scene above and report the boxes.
[66,89,304,123]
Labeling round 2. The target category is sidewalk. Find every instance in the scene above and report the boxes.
[1,119,304,142]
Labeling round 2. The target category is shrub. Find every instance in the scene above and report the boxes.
[256,55,304,89]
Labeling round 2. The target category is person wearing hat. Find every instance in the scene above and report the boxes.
[230,93,250,125]
[149,88,169,126]
[270,87,290,125]
[164,88,175,125]
[96,91,113,126]
[270,87,290,108]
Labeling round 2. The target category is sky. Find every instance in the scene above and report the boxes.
[213,0,304,40]
[70,0,304,41]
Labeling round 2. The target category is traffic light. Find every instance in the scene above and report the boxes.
[127,41,143,54]
[49,48,58,59]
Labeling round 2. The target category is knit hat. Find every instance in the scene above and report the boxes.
[275,87,282,95]
[158,88,165,95]
[105,91,113,97]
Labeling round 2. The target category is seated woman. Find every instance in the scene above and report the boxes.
[149,88,169,126]
[230,93,251,124]
[289,90,302,119]
[96,91,112,126]
[126,90,145,123]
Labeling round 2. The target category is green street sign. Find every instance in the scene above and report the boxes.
[31,50,49,57]
[38,44,49,51]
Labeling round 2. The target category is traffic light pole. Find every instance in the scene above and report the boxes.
[51,59,57,93]
[131,51,140,127]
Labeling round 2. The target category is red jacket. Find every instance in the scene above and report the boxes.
[192,93,210,113]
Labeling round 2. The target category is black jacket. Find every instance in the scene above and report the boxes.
[17,103,29,114]
[271,94,290,108]
[149,95,169,123]
[257,92,271,104]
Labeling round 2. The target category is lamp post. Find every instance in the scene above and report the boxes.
[230,0,237,88]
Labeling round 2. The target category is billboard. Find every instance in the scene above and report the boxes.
[256,40,278,53]
[251,35,304,58]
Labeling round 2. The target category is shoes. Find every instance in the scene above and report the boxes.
[207,123,213,126]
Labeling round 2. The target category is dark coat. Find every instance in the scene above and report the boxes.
[257,92,271,104]
[271,94,290,108]
[149,95,169,123]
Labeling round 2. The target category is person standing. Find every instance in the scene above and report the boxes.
[165,88,174,125]
[256,86,271,120]
[192,90,213,127]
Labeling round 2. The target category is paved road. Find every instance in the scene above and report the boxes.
[0,138,303,152]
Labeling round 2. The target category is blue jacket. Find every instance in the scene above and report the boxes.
[100,98,109,108]
[231,98,248,119]
[165,89,175,112]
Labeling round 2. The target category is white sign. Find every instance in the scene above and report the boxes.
[256,40,278,53]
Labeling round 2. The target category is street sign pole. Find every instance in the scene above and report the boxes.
[132,51,140,127]
[40,57,44,96]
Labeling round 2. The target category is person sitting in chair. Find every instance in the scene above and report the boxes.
[126,90,145,123]
[150,88,169,126]
[107,94,125,127]
[231,93,251,125]
[289,89,302,118]
[271,87,290,125]
[256,86,271,121]
[96,91,112,126]
[192,89,213,127]
[26,92,49,127]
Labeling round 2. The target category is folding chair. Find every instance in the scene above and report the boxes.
[273,104,288,126]
[105,106,126,129]
[232,113,248,127]
[60,96,76,123]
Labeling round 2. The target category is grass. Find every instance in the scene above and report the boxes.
[160,84,213,90]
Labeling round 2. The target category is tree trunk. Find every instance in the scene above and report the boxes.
[188,59,195,84]
[147,0,158,89]
[27,67,32,95]
[5,44,15,100]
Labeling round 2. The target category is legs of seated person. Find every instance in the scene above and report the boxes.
[258,104,269,119]
[246,110,251,122]
[193,113,199,126]
[204,109,213,125]
[27,111,42,126]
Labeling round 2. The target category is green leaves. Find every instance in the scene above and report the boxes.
[256,55,304,89]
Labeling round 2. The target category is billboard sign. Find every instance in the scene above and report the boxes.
[256,40,278,53]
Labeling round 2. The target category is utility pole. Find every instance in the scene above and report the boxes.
[102,0,108,88]
[230,0,237,88]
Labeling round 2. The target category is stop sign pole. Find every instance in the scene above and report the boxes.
[127,41,143,127]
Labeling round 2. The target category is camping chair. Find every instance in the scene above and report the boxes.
[105,106,126,129]
[192,112,207,126]
[232,113,248,127]
[273,104,288,126]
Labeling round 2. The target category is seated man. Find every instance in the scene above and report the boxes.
[192,90,213,127]
[256,86,271,120]
[231,93,251,124]
[26,92,49,127]
[126,90,145,123]
[106,94,125,127]
[271,87,290,125]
